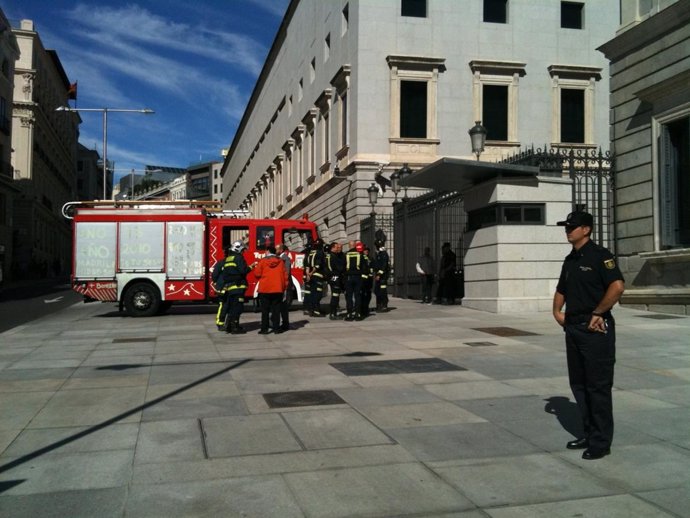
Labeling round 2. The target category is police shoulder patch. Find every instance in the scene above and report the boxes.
[604,259,616,269]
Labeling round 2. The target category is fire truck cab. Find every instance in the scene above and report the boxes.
[62,200,319,317]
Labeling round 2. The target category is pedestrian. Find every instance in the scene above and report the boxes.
[416,246,436,303]
[344,241,367,321]
[436,242,456,304]
[326,241,345,319]
[373,239,390,312]
[212,241,250,334]
[276,243,292,331]
[360,245,374,317]
[305,238,326,317]
[552,211,624,460]
[254,245,288,334]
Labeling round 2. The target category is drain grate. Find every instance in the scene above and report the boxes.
[472,327,539,337]
[330,357,465,377]
[112,337,156,343]
[465,341,498,347]
[636,314,685,320]
[263,390,346,408]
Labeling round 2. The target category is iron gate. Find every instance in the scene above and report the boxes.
[501,146,615,250]
[387,146,614,299]
[391,191,466,300]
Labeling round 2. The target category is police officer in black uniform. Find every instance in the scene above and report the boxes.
[553,211,625,460]
[326,241,345,319]
[212,241,251,334]
[373,239,390,312]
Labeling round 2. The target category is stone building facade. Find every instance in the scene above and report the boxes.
[11,19,78,278]
[222,0,618,247]
[598,0,690,314]
[0,8,20,284]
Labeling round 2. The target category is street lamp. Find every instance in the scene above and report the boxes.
[55,106,155,199]
[468,120,487,161]
[367,182,378,216]
[391,163,412,298]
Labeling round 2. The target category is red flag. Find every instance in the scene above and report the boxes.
[67,82,78,100]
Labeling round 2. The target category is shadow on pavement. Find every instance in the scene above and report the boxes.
[544,396,583,437]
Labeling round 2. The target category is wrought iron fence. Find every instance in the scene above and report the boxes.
[385,146,614,300]
[390,191,466,300]
[501,146,615,249]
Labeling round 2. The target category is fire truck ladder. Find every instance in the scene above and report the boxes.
[61,199,224,219]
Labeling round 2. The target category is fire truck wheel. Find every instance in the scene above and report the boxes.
[124,282,161,317]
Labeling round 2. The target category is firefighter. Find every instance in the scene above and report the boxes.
[305,238,326,317]
[361,245,374,318]
[373,239,390,312]
[326,241,346,319]
[344,242,368,321]
[212,241,250,334]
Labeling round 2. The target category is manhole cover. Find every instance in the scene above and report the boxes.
[636,314,685,320]
[330,358,465,376]
[472,327,539,337]
[465,341,497,347]
[112,337,156,343]
[263,390,346,408]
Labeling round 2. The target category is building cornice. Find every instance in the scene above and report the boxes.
[598,1,690,61]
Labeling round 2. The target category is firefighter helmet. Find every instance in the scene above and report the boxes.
[355,242,364,252]
[230,240,245,253]
[374,239,384,249]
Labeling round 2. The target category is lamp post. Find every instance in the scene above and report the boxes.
[468,120,487,161]
[391,163,413,298]
[366,182,379,248]
[56,106,155,199]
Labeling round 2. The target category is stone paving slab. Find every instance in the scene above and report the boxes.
[283,463,474,517]
[431,452,622,507]
[125,475,305,518]
[0,487,127,518]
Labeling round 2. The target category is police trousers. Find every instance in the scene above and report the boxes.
[564,318,616,451]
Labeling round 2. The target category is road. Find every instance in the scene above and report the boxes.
[0,278,82,333]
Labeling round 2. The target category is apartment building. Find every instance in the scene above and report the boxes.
[598,0,690,314]
[222,0,618,245]
[0,8,20,283]
[11,19,78,278]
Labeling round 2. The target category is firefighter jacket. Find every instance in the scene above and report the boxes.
[374,249,390,277]
[326,251,346,281]
[345,251,369,278]
[254,254,288,294]
[306,247,326,279]
[212,251,250,295]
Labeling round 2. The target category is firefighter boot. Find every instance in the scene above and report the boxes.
[229,320,247,335]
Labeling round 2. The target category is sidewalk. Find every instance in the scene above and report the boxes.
[1,298,689,517]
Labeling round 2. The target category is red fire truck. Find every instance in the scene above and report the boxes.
[62,200,319,317]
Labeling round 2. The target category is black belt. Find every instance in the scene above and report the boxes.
[565,312,610,325]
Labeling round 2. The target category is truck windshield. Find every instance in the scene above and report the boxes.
[282,229,312,253]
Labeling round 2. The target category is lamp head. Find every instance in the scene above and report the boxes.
[469,121,487,157]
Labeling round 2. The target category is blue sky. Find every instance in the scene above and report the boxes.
[4,0,289,182]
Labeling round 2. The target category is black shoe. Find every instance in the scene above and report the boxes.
[273,328,285,334]
[280,325,290,331]
[582,448,610,460]
[258,329,271,335]
[566,438,588,450]
[355,313,364,321]
[344,314,354,321]
[217,325,225,332]
[310,311,325,317]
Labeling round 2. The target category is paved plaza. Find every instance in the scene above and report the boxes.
[1,297,689,517]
